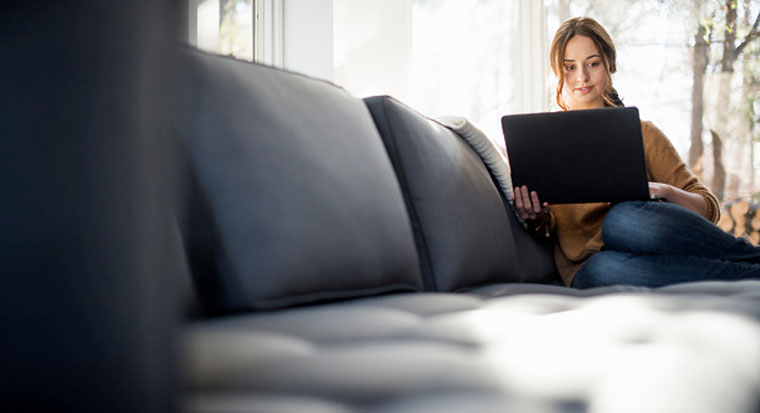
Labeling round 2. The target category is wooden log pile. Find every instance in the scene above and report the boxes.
[718,199,760,245]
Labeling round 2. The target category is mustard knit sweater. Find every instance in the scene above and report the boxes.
[548,121,721,286]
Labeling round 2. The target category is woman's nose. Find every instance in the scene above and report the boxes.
[580,66,590,82]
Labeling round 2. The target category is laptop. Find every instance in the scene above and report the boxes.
[501,107,651,204]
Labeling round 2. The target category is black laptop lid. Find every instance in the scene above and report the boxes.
[501,107,650,204]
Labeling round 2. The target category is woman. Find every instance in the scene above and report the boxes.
[514,17,760,288]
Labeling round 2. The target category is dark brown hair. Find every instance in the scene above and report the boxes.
[550,17,623,110]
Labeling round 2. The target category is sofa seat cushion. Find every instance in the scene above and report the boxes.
[364,96,557,291]
[173,50,422,312]
[183,280,760,412]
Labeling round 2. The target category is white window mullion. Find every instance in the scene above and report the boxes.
[256,0,284,68]
[517,0,548,113]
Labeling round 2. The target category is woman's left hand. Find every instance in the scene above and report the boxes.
[648,181,710,219]
[648,182,673,201]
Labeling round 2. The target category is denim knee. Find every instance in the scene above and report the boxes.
[601,201,680,253]
[572,251,631,289]
[602,201,650,240]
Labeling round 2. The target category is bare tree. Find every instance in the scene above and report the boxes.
[710,0,760,201]
[689,11,710,176]
[740,0,758,196]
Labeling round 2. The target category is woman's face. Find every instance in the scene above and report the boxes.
[561,35,608,110]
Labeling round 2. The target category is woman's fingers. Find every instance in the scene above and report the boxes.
[513,186,553,222]
[520,186,531,209]
[514,186,524,209]
[530,191,542,213]
[648,182,672,201]
[520,186,537,219]
[513,187,524,219]
[521,185,531,204]
[514,186,531,220]
[514,186,551,222]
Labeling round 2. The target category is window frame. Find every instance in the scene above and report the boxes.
[186,0,282,66]
[255,0,284,68]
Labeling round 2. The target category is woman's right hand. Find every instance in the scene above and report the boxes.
[514,185,551,222]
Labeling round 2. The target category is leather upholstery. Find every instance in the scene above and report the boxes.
[365,96,557,291]
[7,5,758,410]
[177,67,760,412]
[173,50,423,312]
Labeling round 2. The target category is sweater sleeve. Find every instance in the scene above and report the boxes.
[641,121,720,224]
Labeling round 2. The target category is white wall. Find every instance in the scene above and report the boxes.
[279,0,412,98]
[333,0,412,100]
[196,0,220,52]
[283,0,334,82]
[280,0,543,114]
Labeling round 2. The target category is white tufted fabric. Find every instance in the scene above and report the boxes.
[435,116,513,201]
[435,116,528,228]
[183,280,760,413]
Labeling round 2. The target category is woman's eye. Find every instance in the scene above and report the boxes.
[564,65,574,72]
[588,61,599,67]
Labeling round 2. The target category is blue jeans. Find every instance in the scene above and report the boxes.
[572,200,760,288]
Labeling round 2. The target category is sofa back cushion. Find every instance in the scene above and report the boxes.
[364,96,557,291]
[173,50,423,312]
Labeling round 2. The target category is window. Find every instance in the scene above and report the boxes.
[409,0,548,148]
[180,1,760,240]
[189,0,254,61]
[336,0,760,240]
[545,0,760,227]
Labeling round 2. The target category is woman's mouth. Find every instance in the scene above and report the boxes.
[576,86,594,94]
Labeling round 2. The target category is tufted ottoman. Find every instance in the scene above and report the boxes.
[183,280,760,413]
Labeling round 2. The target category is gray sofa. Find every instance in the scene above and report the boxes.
[3,2,759,411]
[175,50,760,412]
